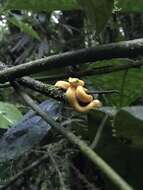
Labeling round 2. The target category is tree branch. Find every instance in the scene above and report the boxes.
[18,77,64,101]
[0,38,143,83]
[18,77,118,100]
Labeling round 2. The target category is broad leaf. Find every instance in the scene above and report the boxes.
[9,17,40,40]
[5,0,79,11]
[90,59,143,106]
[0,99,62,162]
[77,0,114,33]
[114,106,143,148]
[99,106,117,117]
[5,0,114,33]
[118,0,143,12]
[89,106,143,189]
[0,102,22,129]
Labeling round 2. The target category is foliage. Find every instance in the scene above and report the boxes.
[9,17,40,40]
[118,0,143,12]
[5,0,114,33]
[77,0,114,33]
[89,107,143,190]
[89,59,143,106]
[0,0,143,190]
[114,106,143,148]
[0,99,62,161]
[4,0,79,11]
[0,102,22,129]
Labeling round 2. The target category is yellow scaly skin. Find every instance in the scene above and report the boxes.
[54,77,102,112]
[66,85,101,112]
[76,86,93,103]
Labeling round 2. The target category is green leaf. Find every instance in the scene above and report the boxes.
[89,107,143,189]
[118,0,143,12]
[90,59,143,106]
[96,127,143,190]
[87,107,115,142]
[99,106,117,117]
[5,0,114,33]
[4,1,143,26]
[0,99,70,161]
[77,0,114,33]
[5,0,79,11]
[9,17,40,40]
[0,102,22,129]
[114,106,143,148]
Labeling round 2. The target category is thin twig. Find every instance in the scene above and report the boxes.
[10,82,134,190]
[47,149,66,190]
[70,163,98,190]
[90,114,109,149]
[119,70,128,107]
[0,154,49,190]
[88,90,119,95]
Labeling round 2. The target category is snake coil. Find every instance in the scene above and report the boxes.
[55,77,102,112]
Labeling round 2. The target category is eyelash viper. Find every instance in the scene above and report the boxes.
[55,77,102,112]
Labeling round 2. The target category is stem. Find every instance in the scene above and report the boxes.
[119,70,128,107]
[90,114,109,149]
[89,90,119,94]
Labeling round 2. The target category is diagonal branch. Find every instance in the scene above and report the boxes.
[10,82,134,190]
[0,38,143,83]
[18,77,64,101]
[0,63,66,101]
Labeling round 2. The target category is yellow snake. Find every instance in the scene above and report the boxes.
[55,77,102,112]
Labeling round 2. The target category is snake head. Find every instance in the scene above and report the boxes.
[55,81,70,90]
[92,99,102,108]
[68,77,85,87]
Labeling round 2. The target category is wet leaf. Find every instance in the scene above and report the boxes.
[114,106,143,148]
[0,102,22,129]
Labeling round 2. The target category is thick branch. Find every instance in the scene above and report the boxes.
[0,63,65,100]
[0,38,143,83]
[17,77,118,102]
[18,77,64,101]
